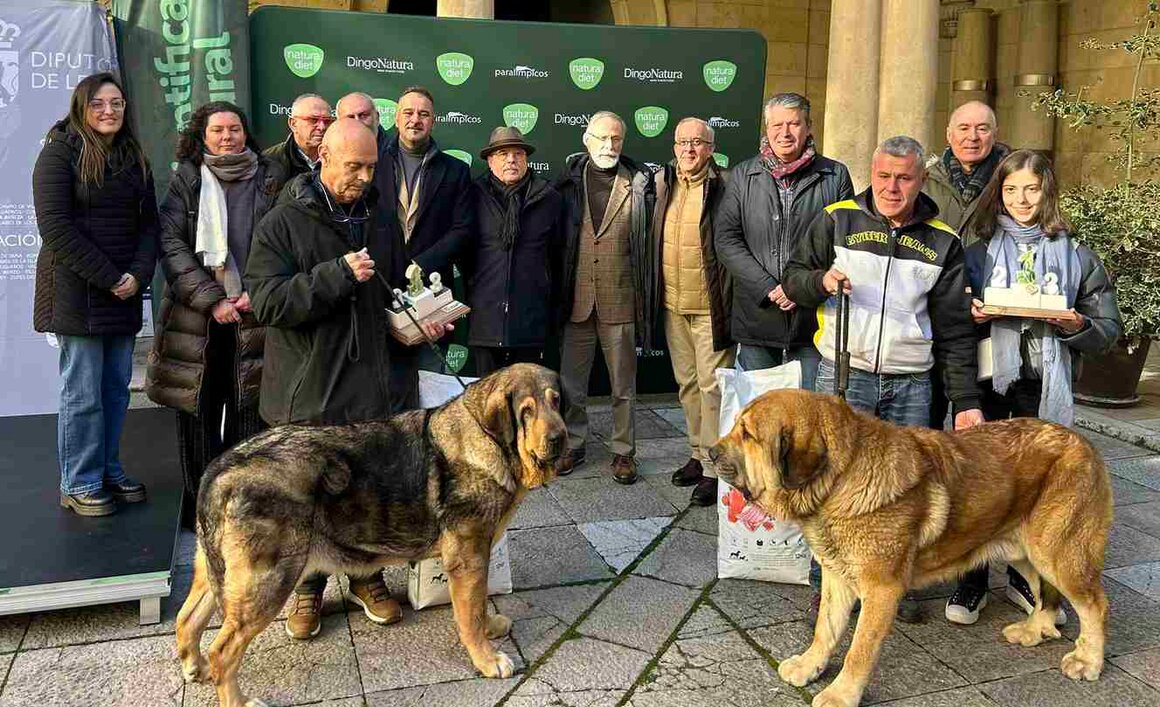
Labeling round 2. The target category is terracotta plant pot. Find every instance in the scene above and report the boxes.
[1073,337,1153,408]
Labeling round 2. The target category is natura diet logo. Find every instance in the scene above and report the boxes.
[634,106,669,138]
[502,103,539,134]
[436,52,474,86]
[712,153,730,168]
[624,66,683,83]
[568,57,604,90]
[373,98,398,130]
[444,150,473,167]
[283,43,324,78]
[702,60,737,92]
[495,64,549,79]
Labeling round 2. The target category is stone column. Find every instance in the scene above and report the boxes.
[823,0,883,192]
[877,0,940,152]
[951,8,994,111]
[436,0,494,18]
[1010,0,1058,150]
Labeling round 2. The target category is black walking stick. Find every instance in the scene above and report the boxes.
[375,271,469,392]
[833,278,851,401]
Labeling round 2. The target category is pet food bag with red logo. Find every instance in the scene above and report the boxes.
[714,363,812,585]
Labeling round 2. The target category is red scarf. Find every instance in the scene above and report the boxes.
[760,135,816,184]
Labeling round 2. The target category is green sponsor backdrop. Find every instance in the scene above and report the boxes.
[250,7,765,391]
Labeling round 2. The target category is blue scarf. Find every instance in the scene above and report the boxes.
[985,216,1081,425]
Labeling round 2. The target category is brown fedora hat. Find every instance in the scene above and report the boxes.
[479,126,536,159]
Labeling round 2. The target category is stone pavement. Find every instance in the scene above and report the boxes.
[1075,344,1160,453]
[2,390,1160,707]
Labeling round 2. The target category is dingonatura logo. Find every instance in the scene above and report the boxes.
[374,98,398,131]
[437,110,482,125]
[634,106,669,138]
[495,64,549,79]
[702,60,737,92]
[568,57,604,90]
[554,112,590,127]
[503,103,539,134]
[444,149,472,167]
[623,66,683,83]
[712,153,729,168]
[347,55,414,75]
[284,43,324,78]
[436,52,474,85]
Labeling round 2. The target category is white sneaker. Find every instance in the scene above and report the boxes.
[945,584,988,625]
[1006,568,1067,627]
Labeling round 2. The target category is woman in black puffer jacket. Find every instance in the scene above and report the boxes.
[32,72,158,517]
[145,102,287,523]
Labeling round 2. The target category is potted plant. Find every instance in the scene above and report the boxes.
[1033,1,1160,406]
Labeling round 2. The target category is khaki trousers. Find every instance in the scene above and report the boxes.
[664,310,734,477]
[560,313,636,457]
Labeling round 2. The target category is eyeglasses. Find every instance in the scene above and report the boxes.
[675,139,712,149]
[293,115,335,126]
[88,99,126,113]
[586,133,623,146]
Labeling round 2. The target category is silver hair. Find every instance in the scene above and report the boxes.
[674,117,715,143]
[948,100,997,130]
[875,135,926,165]
[763,92,811,127]
[337,91,376,109]
[584,110,626,138]
[291,93,329,112]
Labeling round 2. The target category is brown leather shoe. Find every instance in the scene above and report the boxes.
[556,446,586,476]
[670,458,704,487]
[285,589,323,640]
[689,476,717,506]
[611,454,638,485]
[349,574,402,625]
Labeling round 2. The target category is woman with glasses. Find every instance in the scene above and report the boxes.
[145,102,288,526]
[32,72,158,517]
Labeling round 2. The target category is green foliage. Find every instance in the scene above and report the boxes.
[1034,2,1160,339]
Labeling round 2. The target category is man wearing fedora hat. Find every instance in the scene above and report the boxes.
[464,126,565,375]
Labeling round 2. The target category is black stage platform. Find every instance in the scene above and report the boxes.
[0,407,181,623]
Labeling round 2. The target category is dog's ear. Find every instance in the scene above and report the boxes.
[775,425,827,491]
[464,374,516,446]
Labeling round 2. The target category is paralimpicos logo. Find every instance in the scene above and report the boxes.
[634,106,669,138]
[708,116,740,129]
[444,149,473,167]
[623,66,683,83]
[502,103,539,135]
[494,64,549,79]
[568,57,604,90]
[373,98,398,130]
[347,55,414,75]
[437,110,482,125]
[284,43,324,78]
[435,52,474,86]
[702,59,738,92]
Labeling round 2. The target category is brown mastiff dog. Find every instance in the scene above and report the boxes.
[709,389,1112,707]
[176,363,565,707]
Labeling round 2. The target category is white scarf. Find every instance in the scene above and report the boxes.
[195,163,229,270]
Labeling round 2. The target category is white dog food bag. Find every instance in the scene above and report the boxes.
[407,370,515,609]
[407,534,514,610]
[715,362,812,585]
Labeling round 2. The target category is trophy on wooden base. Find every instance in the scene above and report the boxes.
[387,263,470,345]
[980,248,1070,320]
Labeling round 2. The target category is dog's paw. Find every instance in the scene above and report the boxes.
[1002,617,1061,647]
[779,653,825,687]
[486,613,512,639]
[1061,650,1102,681]
[243,699,271,707]
[476,650,517,679]
[180,656,210,684]
[812,687,858,707]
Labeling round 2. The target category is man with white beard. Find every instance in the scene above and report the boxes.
[554,111,656,485]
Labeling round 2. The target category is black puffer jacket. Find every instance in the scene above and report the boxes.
[145,157,288,415]
[32,120,159,335]
[464,172,565,348]
[262,132,314,182]
[245,173,396,425]
[714,154,853,349]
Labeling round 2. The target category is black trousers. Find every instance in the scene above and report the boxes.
[472,345,544,376]
[960,378,1044,590]
[177,322,263,527]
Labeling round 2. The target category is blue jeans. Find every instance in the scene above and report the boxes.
[57,334,135,495]
[736,344,821,392]
[815,358,932,426]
